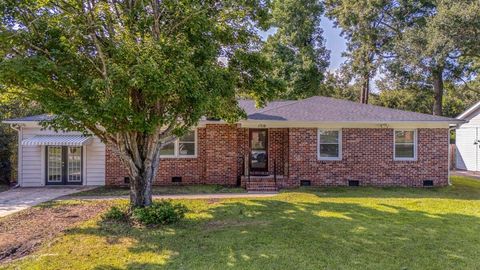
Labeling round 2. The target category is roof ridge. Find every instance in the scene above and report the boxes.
[253,97,313,115]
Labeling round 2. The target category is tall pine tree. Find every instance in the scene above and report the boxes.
[261,0,330,99]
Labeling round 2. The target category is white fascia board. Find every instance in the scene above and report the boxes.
[457,101,480,120]
[237,120,453,129]
[5,119,458,130]
[2,120,36,125]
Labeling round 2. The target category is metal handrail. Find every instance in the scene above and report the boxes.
[247,154,250,184]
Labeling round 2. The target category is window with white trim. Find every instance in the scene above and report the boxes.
[318,129,342,160]
[394,130,416,160]
[160,130,196,157]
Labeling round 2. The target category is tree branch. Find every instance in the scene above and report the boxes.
[86,0,109,81]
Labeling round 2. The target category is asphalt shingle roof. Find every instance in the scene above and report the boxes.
[4,97,462,123]
[240,96,462,123]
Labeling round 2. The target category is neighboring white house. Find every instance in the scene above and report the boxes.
[456,101,480,171]
[3,115,105,187]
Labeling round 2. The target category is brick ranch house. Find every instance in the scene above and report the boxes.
[4,96,465,191]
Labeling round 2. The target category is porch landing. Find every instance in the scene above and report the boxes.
[241,175,286,192]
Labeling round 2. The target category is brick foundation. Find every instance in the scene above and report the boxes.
[105,126,449,188]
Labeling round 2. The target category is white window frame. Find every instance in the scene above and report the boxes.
[317,128,342,161]
[394,129,417,161]
[160,129,197,158]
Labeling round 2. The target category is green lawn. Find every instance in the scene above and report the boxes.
[3,176,480,269]
[73,184,246,196]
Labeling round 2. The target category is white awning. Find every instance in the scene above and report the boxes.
[22,135,93,146]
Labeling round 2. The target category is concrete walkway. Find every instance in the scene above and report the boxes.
[63,192,279,201]
[0,187,93,217]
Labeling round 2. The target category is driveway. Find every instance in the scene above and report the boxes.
[0,187,93,217]
[451,170,480,180]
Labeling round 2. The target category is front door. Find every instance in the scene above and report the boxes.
[250,129,268,175]
[46,146,83,185]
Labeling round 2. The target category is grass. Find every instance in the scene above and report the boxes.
[291,175,480,199]
[3,176,480,269]
[73,184,246,197]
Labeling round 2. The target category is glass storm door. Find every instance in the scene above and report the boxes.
[250,129,268,174]
[47,146,63,184]
[67,147,82,183]
[46,146,83,185]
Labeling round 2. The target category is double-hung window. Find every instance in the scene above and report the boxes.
[318,129,342,160]
[394,129,417,160]
[160,130,196,157]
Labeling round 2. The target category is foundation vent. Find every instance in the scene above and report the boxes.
[423,180,434,187]
[300,180,311,186]
[172,176,182,183]
[348,180,360,187]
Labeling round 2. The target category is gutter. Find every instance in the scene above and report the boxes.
[2,120,42,125]
[3,117,468,126]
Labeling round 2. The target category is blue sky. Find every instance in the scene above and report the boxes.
[321,17,347,71]
[260,17,347,71]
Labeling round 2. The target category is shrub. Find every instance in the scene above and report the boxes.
[132,200,188,225]
[102,206,129,222]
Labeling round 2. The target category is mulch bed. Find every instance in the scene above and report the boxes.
[0,200,110,263]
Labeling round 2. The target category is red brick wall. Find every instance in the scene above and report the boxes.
[105,144,129,186]
[268,128,288,175]
[105,126,449,187]
[105,128,207,186]
[204,124,239,185]
[287,128,449,187]
[105,125,238,186]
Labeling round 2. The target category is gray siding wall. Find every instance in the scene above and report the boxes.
[456,109,480,171]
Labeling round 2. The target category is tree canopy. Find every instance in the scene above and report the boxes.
[0,0,279,206]
[325,0,480,115]
[260,0,330,99]
[325,0,393,104]
[0,89,41,185]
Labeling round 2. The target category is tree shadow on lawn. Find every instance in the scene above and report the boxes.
[65,197,480,270]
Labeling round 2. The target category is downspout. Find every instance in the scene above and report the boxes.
[9,124,23,188]
[448,126,457,186]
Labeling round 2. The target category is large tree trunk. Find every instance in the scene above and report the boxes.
[360,72,370,104]
[129,161,155,207]
[432,68,444,116]
[113,132,163,208]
